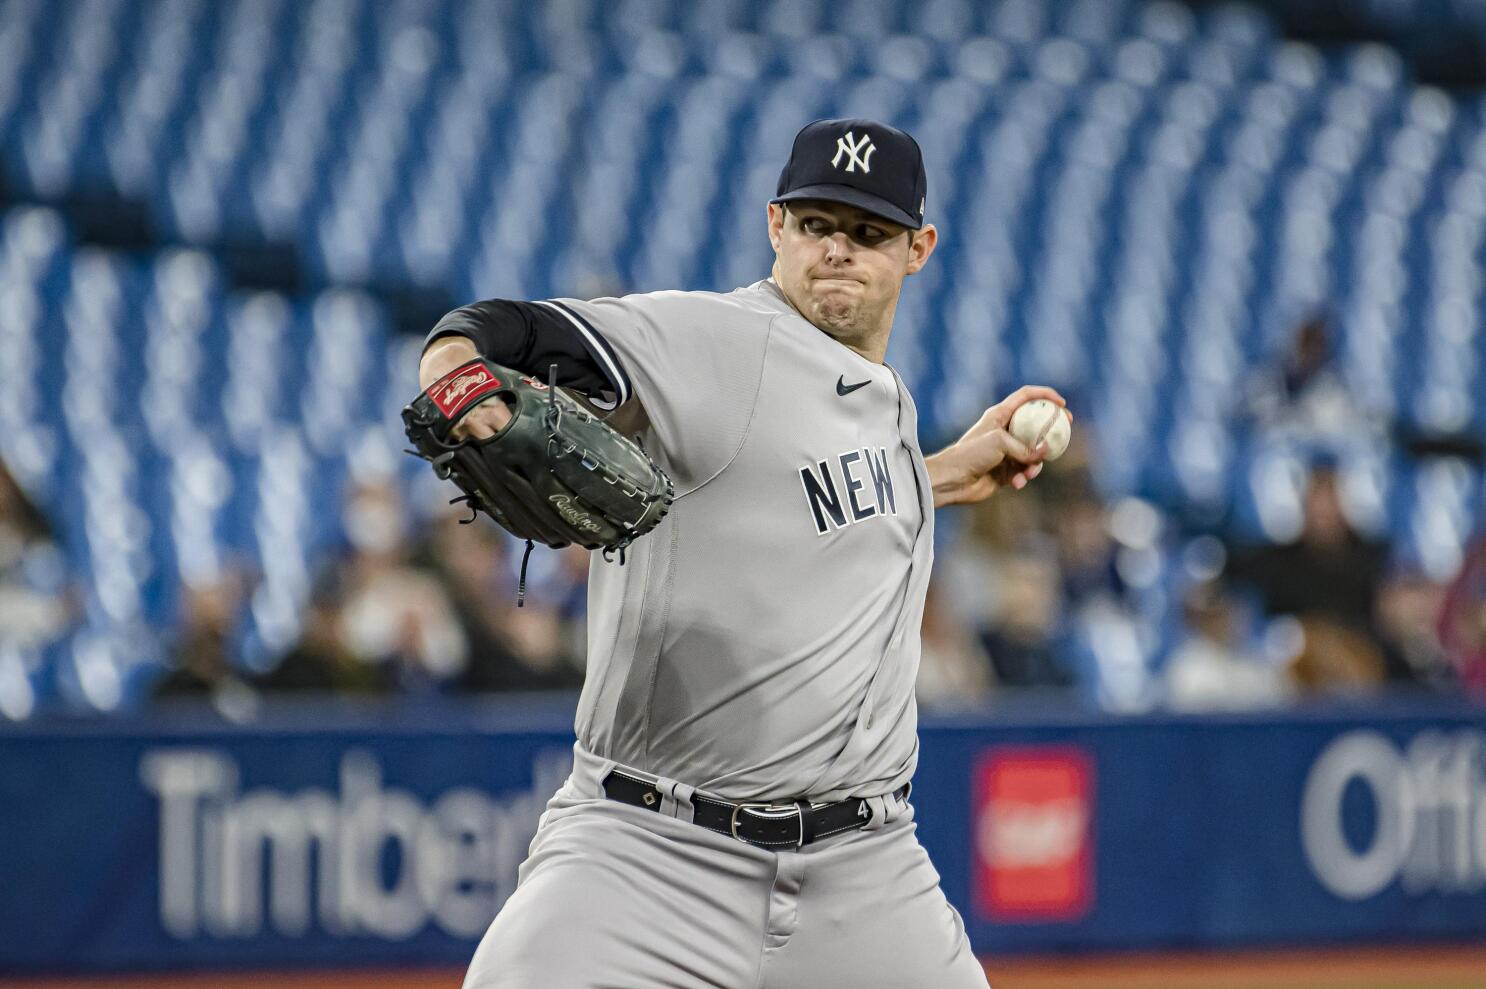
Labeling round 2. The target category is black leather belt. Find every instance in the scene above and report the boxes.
[602,770,908,849]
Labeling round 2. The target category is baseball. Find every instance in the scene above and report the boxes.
[1008,398,1071,461]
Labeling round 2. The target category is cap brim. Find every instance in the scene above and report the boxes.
[770,184,923,230]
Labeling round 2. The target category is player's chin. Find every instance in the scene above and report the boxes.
[810,297,859,330]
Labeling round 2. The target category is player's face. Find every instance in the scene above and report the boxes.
[768,201,937,356]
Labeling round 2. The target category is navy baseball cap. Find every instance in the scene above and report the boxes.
[771,118,927,230]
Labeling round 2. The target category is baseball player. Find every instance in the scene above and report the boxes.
[415,118,1066,987]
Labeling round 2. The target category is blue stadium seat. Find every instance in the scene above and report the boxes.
[5,0,1486,716]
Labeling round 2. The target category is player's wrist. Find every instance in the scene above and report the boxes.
[925,449,975,507]
[419,335,482,390]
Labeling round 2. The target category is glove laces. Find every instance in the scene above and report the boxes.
[516,539,535,608]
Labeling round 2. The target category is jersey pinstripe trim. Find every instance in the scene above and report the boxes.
[535,299,633,408]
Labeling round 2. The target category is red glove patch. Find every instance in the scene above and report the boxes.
[428,359,503,420]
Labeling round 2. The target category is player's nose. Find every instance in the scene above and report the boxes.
[824,232,853,260]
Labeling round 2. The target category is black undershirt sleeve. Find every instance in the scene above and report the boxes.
[424,300,619,407]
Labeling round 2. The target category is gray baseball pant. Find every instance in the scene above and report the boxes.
[462,747,989,989]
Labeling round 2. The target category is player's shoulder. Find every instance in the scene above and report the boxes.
[599,280,789,332]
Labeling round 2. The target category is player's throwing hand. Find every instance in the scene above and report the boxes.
[925,385,1071,507]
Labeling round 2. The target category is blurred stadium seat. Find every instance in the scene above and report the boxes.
[0,0,1483,714]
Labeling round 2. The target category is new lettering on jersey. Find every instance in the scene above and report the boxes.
[798,447,898,535]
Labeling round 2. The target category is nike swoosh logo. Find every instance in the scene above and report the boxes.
[836,375,870,396]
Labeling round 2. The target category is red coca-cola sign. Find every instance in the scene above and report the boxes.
[972,745,1095,922]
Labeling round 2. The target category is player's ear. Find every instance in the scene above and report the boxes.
[768,203,785,251]
[905,223,937,275]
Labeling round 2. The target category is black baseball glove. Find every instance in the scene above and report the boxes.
[403,357,673,557]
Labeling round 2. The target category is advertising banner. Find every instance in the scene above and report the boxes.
[0,700,575,973]
[2,698,1484,972]
[912,703,1486,954]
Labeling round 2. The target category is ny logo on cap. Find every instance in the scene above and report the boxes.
[831,131,876,173]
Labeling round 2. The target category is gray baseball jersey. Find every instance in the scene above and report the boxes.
[547,277,935,803]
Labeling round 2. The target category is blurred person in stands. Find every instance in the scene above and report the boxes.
[974,438,1127,612]
[1244,311,1380,446]
[0,458,73,650]
[255,572,384,693]
[978,551,1072,690]
[1228,461,1386,629]
[419,508,584,692]
[483,543,586,690]
[1164,577,1291,710]
[1374,558,1458,691]
[916,579,994,708]
[1055,481,1126,608]
[1227,462,1389,695]
[334,479,468,692]
[946,443,1089,693]
[1285,619,1387,696]
[153,571,256,717]
[1441,533,1486,697]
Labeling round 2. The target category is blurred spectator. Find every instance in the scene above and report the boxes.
[1244,312,1380,446]
[1285,617,1386,696]
[1374,561,1457,690]
[1054,482,1125,607]
[0,459,73,650]
[153,572,257,718]
[1227,464,1388,634]
[1227,464,1391,696]
[916,580,995,708]
[978,552,1072,690]
[420,510,585,692]
[1164,578,1292,710]
[325,480,469,692]
[255,574,385,693]
[951,450,1121,697]
[1440,535,1486,698]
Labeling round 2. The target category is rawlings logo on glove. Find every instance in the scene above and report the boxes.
[429,364,503,417]
[549,494,605,534]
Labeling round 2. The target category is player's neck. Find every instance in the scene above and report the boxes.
[840,328,890,365]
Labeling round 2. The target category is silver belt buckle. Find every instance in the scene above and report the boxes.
[730,801,805,849]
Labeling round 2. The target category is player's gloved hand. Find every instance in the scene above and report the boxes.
[403,355,674,556]
[925,385,1070,507]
